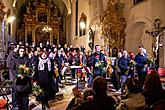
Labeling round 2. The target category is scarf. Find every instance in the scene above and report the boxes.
[38,57,51,71]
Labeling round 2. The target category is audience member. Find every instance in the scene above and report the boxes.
[143,71,165,106]
[77,76,116,110]
[117,78,145,110]
[66,87,82,110]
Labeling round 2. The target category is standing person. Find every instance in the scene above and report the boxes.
[135,46,147,86]
[118,50,130,94]
[55,48,65,80]
[6,44,19,108]
[14,46,32,110]
[85,52,94,87]
[37,51,52,109]
[129,52,136,78]
[45,41,51,51]
[91,45,107,78]
[79,52,87,82]
[68,50,76,79]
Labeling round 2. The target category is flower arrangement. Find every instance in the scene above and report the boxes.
[17,64,30,77]
[146,56,155,64]
[129,60,137,67]
[32,82,43,96]
[146,56,156,68]
[95,60,104,69]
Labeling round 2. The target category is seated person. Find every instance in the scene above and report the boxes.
[117,78,145,110]
[77,76,116,110]
[66,87,82,110]
[68,88,96,110]
[142,70,165,106]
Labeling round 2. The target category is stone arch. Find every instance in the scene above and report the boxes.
[125,17,153,55]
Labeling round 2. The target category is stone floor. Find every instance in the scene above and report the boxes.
[30,80,84,110]
[29,80,121,110]
[1,76,121,110]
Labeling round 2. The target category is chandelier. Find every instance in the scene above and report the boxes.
[42,26,52,32]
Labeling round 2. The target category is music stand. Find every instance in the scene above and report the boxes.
[70,66,82,88]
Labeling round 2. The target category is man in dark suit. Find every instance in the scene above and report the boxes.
[6,44,19,108]
[135,46,147,86]
[90,45,107,78]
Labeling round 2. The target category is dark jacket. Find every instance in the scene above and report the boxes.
[7,51,18,81]
[77,94,116,110]
[90,52,107,75]
[118,56,130,75]
[135,54,147,71]
[14,56,31,94]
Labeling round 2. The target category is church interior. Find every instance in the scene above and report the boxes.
[0,0,165,67]
[0,0,165,110]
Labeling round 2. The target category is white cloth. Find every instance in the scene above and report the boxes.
[38,57,51,71]
[61,66,68,76]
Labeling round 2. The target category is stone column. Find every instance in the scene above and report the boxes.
[70,0,76,45]
[0,1,6,60]
[0,2,5,48]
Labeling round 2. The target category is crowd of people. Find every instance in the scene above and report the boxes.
[1,41,165,110]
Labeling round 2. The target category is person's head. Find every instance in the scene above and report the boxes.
[46,41,50,45]
[53,47,57,52]
[92,76,107,94]
[147,68,157,75]
[72,87,82,99]
[125,78,142,94]
[143,73,164,95]
[36,47,41,55]
[64,44,67,48]
[28,51,34,58]
[122,50,128,58]
[13,44,19,52]
[129,52,135,60]
[138,46,144,55]
[83,88,95,101]
[57,48,61,55]
[67,47,70,51]
[118,52,122,58]
[40,43,43,47]
[101,50,105,54]
[40,51,47,59]
[18,46,25,57]
[95,45,101,53]
[25,42,28,46]
[58,44,61,48]
[61,48,64,53]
